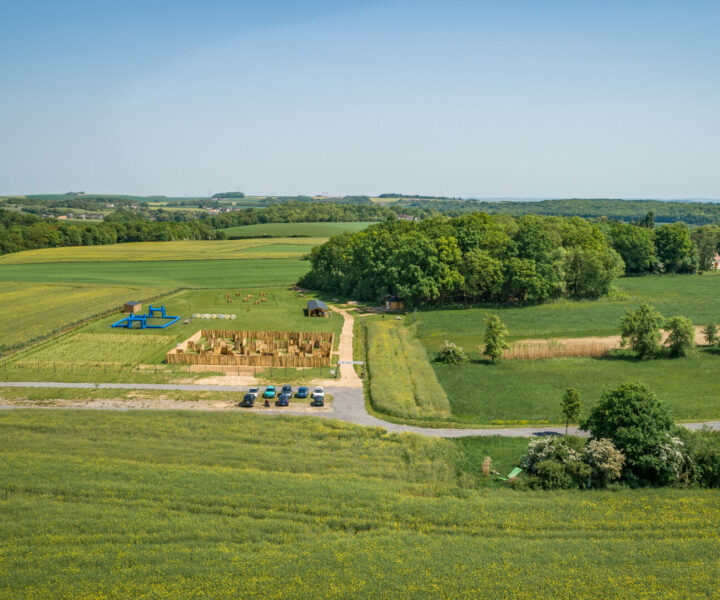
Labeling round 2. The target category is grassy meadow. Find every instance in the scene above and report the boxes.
[2,410,719,599]
[220,221,375,238]
[0,282,170,353]
[417,274,720,351]
[365,319,450,419]
[435,348,720,425]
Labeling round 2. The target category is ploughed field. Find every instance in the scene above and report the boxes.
[2,410,719,599]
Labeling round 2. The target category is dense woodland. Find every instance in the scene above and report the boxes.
[301,214,625,306]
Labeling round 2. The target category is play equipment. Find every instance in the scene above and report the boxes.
[111,304,180,330]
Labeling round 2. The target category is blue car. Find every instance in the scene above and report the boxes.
[281,384,292,395]
[296,386,308,399]
[239,393,255,408]
[263,385,276,399]
[275,391,292,407]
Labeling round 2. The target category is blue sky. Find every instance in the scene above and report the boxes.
[1,0,719,198]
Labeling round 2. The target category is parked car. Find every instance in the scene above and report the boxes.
[248,387,259,399]
[281,384,292,396]
[239,393,255,408]
[275,390,292,407]
[263,385,276,399]
[296,386,309,399]
[311,387,325,407]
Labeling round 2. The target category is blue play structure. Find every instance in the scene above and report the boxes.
[111,305,180,329]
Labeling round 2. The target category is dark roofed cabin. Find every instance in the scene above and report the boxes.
[307,299,329,317]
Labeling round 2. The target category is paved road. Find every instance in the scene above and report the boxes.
[3,381,720,437]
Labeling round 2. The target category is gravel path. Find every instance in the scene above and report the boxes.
[2,381,719,438]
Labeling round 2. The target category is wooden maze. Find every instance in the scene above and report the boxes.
[166,329,334,367]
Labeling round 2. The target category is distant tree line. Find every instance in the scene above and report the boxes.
[0,209,216,255]
[203,201,391,229]
[390,198,720,225]
[300,214,625,307]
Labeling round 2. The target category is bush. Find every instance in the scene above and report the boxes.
[620,304,664,359]
[435,340,468,364]
[665,316,695,357]
[682,429,720,487]
[536,460,575,490]
[520,436,584,473]
[582,383,676,485]
[585,438,625,486]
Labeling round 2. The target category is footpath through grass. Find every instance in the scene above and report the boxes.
[1,410,719,599]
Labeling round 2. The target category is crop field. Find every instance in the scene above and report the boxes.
[8,287,342,374]
[220,221,375,238]
[0,258,309,287]
[365,320,450,419]
[1,410,719,599]
[0,238,323,264]
[417,274,720,352]
[0,282,170,353]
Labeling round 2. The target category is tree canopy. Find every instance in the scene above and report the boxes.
[300,214,624,307]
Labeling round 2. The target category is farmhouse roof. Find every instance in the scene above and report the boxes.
[307,299,328,311]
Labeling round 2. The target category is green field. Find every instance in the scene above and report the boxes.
[0,282,170,353]
[417,274,720,351]
[220,221,375,238]
[365,319,450,419]
[1,410,718,599]
[0,238,323,264]
[0,258,309,287]
[434,348,720,425]
[9,287,343,373]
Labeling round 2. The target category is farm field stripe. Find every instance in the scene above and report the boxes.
[2,381,720,438]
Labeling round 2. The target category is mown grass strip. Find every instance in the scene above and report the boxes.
[365,319,450,419]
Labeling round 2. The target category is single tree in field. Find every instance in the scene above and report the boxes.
[483,314,509,363]
[620,303,664,359]
[665,316,695,357]
[561,387,582,435]
[703,323,718,346]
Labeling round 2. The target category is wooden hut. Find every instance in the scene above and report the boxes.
[123,301,142,314]
[385,296,404,311]
[307,299,329,317]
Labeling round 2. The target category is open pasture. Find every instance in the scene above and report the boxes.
[417,274,720,351]
[220,221,375,238]
[0,258,309,287]
[434,348,720,425]
[1,409,719,599]
[0,282,169,353]
[0,238,323,264]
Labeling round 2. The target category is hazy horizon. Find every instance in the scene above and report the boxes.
[2,1,719,198]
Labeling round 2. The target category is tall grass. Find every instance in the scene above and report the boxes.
[365,319,450,419]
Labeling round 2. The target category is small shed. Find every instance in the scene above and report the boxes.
[123,301,142,314]
[386,295,404,311]
[307,299,329,317]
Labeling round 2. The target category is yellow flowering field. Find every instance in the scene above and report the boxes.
[1,410,718,599]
